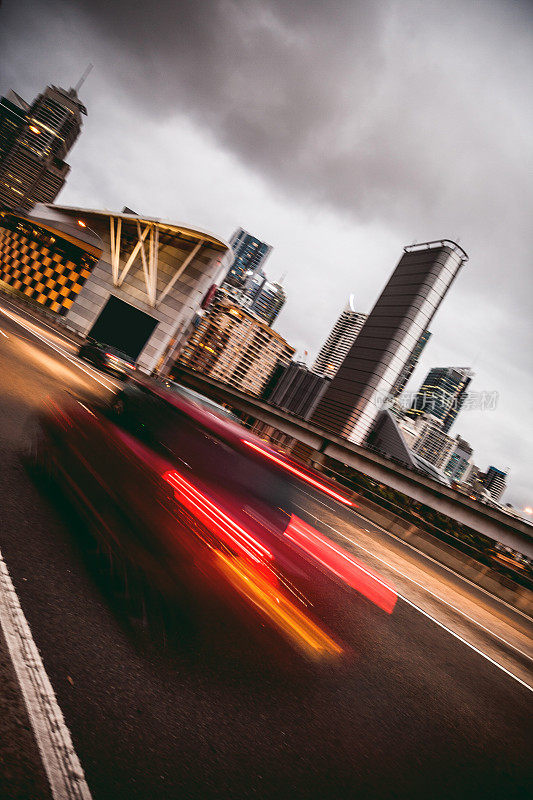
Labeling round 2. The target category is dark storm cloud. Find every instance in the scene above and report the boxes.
[10,0,529,309]
[1,0,532,502]
[43,0,533,230]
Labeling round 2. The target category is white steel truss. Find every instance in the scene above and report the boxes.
[108,216,204,307]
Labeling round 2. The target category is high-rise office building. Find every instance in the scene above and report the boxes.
[482,466,507,502]
[311,240,468,444]
[223,228,272,288]
[0,92,29,166]
[0,83,87,212]
[312,296,367,379]
[245,272,286,325]
[407,366,473,433]
[391,329,431,397]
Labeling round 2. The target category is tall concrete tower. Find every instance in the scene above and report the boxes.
[311,240,468,444]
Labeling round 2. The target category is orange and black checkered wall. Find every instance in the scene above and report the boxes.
[0,215,97,315]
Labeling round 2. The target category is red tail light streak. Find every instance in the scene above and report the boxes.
[284,515,397,614]
[163,470,273,564]
[241,440,354,506]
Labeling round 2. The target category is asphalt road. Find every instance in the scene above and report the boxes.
[0,301,532,800]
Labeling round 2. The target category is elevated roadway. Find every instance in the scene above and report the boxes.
[171,366,533,558]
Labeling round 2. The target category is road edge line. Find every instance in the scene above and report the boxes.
[0,548,92,800]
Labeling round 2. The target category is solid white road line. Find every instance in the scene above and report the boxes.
[0,297,78,350]
[0,549,92,800]
[0,306,118,392]
[299,485,533,624]
[294,503,533,691]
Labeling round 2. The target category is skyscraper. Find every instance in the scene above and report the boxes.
[223,228,272,288]
[407,366,473,432]
[245,273,286,325]
[482,466,507,502]
[312,296,368,379]
[0,83,87,212]
[0,91,29,165]
[311,240,468,444]
[391,329,431,397]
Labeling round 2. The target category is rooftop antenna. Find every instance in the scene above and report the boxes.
[74,63,93,93]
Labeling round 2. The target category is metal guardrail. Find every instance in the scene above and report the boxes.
[171,367,533,559]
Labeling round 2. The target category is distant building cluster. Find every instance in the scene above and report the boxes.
[261,243,508,504]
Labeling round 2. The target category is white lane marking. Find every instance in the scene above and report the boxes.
[0,548,92,799]
[0,328,9,338]
[293,503,533,681]
[0,306,118,392]
[0,298,77,351]
[299,485,533,624]
[399,594,533,694]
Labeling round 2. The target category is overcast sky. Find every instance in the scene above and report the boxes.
[1,0,532,507]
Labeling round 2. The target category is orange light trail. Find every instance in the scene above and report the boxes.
[216,552,343,659]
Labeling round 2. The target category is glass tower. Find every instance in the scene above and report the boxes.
[407,366,473,432]
[223,228,272,288]
[391,329,431,397]
[482,466,507,502]
[312,296,367,379]
[245,273,286,325]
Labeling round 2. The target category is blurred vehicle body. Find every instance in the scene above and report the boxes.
[35,377,396,661]
[78,339,136,377]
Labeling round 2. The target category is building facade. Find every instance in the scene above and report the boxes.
[410,419,456,469]
[0,204,232,373]
[176,294,295,396]
[312,296,367,379]
[264,361,329,419]
[483,466,507,502]
[406,366,473,432]
[443,436,473,482]
[244,272,286,325]
[0,84,86,212]
[311,241,469,444]
[391,329,431,397]
[223,228,272,288]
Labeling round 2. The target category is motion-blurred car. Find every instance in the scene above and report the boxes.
[78,339,136,376]
[33,376,397,662]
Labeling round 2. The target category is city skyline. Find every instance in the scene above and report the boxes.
[1,0,531,506]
